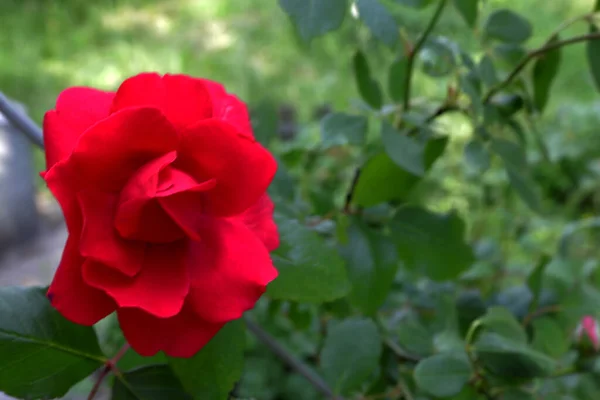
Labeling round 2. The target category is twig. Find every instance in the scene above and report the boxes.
[343,168,361,213]
[244,316,343,400]
[483,31,600,103]
[522,305,562,327]
[383,337,421,363]
[0,91,44,148]
[403,0,448,110]
[87,343,130,400]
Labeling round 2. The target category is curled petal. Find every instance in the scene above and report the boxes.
[43,160,82,235]
[111,73,212,129]
[44,87,114,169]
[78,191,145,277]
[70,107,179,191]
[118,305,224,357]
[82,242,190,318]
[187,217,277,323]
[176,119,277,216]
[47,236,116,326]
[201,79,253,137]
[237,194,279,251]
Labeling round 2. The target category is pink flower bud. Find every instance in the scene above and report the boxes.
[575,316,600,351]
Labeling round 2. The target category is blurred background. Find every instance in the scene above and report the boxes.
[1,0,600,398]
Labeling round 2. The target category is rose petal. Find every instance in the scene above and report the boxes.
[82,241,190,318]
[186,217,277,323]
[117,305,224,357]
[70,107,179,191]
[201,79,252,137]
[176,119,277,216]
[44,87,114,169]
[237,194,279,251]
[111,73,212,129]
[115,152,185,243]
[78,191,145,277]
[47,236,116,326]
[43,160,82,235]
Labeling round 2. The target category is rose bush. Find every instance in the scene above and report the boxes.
[42,72,279,357]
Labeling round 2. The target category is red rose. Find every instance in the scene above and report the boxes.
[42,73,279,357]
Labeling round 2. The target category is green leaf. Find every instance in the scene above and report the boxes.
[527,254,551,313]
[112,365,191,400]
[414,353,472,398]
[596,0,600,10]
[353,137,447,207]
[453,0,479,27]
[279,0,348,42]
[586,25,600,92]
[268,218,351,303]
[381,122,425,176]
[0,286,105,399]
[342,218,399,315]
[353,51,383,109]
[478,54,499,87]
[396,316,434,357]
[499,389,536,400]
[464,139,490,173]
[479,307,527,343]
[531,317,569,359]
[169,320,245,400]
[491,138,541,212]
[419,37,457,78]
[390,206,474,281]
[356,0,399,48]
[321,318,382,395]
[533,35,562,112]
[396,0,435,8]
[474,333,556,379]
[388,55,409,102]
[320,112,368,148]
[484,9,532,43]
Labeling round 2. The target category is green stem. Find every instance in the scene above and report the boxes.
[483,31,600,103]
[403,0,448,110]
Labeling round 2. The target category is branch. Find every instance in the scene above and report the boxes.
[403,0,448,110]
[244,316,343,400]
[0,92,44,149]
[483,31,600,103]
[87,343,130,400]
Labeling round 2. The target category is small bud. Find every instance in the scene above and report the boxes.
[575,316,600,352]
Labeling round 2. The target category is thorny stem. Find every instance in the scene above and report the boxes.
[87,343,131,400]
[403,0,448,110]
[244,316,343,400]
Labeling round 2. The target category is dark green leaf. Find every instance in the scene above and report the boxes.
[474,333,556,379]
[0,286,105,399]
[321,113,368,148]
[396,316,434,356]
[478,54,499,87]
[353,137,447,207]
[250,101,278,146]
[499,389,536,400]
[381,122,425,176]
[396,0,435,8]
[279,0,348,41]
[453,0,479,27]
[479,307,527,343]
[357,0,399,48]
[321,318,382,395]
[342,218,399,315]
[414,353,472,397]
[112,365,191,400]
[484,9,532,43]
[390,207,474,281]
[533,35,562,112]
[464,139,490,173]
[419,37,457,78]
[586,25,600,92]
[527,254,551,313]
[388,55,409,102]
[491,138,541,212]
[353,51,383,109]
[169,320,245,400]
[490,93,524,118]
[595,0,600,10]
[268,218,351,303]
[531,318,569,358]
[460,72,483,116]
